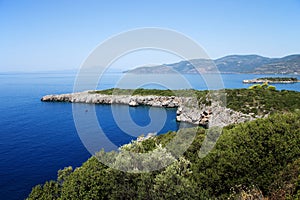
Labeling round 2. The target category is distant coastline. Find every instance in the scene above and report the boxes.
[125,54,300,74]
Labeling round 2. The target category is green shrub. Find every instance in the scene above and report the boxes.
[267,85,276,91]
[248,84,262,89]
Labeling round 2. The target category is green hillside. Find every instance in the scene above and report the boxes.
[27,111,300,199]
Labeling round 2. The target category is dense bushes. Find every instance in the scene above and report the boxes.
[225,88,300,115]
[192,111,300,197]
[27,111,300,199]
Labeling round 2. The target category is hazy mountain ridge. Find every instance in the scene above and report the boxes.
[125,54,300,74]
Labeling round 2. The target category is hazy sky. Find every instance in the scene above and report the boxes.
[0,0,300,72]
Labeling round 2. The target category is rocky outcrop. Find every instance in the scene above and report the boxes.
[175,99,254,128]
[41,91,183,107]
[41,91,255,127]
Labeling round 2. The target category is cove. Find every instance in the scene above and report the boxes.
[76,103,193,152]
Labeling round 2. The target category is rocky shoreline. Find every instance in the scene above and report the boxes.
[41,91,256,127]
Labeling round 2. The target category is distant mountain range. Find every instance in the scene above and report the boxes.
[124,54,300,74]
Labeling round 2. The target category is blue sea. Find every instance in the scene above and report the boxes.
[0,72,299,200]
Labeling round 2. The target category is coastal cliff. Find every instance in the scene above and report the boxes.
[41,91,254,127]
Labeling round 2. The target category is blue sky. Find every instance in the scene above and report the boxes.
[0,0,300,72]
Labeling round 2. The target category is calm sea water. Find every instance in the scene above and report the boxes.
[0,72,299,200]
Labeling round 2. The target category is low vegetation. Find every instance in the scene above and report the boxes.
[226,87,300,115]
[89,88,201,97]
[27,111,300,199]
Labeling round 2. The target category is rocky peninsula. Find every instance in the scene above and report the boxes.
[41,90,255,127]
